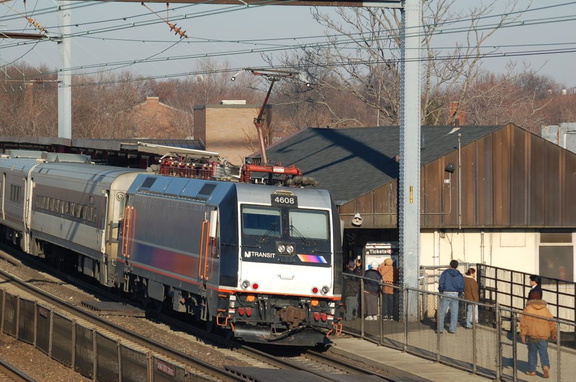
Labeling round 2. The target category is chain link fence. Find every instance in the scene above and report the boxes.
[2,271,575,381]
[0,289,212,382]
[341,271,576,381]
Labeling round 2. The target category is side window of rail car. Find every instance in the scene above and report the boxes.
[242,206,281,237]
[9,184,23,204]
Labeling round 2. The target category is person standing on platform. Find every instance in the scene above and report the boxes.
[463,267,480,328]
[363,262,381,320]
[378,258,399,320]
[343,260,360,320]
[528,275,543,301]
[520,299,556,378]
[437,259,464,333]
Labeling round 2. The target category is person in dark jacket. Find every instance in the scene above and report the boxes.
[363,262,382,320]
[528,275,543,301]
[437,259,464,333]
[343,260,361,320]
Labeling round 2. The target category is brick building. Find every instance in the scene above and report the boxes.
[129,96,193,139]
[194,101,271,166]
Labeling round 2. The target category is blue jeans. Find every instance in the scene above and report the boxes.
[438,292,459,333]
[465,303,478,327]
[527,339,550,372]
[383,293,394,318]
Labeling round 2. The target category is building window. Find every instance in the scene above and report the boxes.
[539,232,574,281]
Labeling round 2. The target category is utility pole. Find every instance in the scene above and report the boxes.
[399,0,422,321]
[57,1,72,139]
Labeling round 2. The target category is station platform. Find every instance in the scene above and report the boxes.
[329,336,492,382]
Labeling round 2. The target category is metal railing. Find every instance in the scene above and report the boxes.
[0,290,207,382]
[341,272,576,381]
[477,264,576,327]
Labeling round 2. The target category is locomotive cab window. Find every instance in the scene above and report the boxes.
[289,210,329,240]
[242,206,281,237]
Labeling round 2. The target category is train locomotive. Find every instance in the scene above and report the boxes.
[0,150,343,346]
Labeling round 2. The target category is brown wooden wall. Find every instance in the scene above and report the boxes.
[340,124,576,229]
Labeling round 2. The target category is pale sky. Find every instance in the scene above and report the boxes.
[1,0,575,88]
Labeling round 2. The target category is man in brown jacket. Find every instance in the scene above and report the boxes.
[463,268,480,328]
[378,258,398,320]
[520,299,557,378]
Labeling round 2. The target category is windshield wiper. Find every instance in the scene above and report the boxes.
[258,222,278,245]
[289,224,313,246]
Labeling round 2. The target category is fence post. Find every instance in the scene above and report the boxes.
[0,291,4,333]
[511,308,518,382]
[117,339,122,382]
[147,351,154,382]
[556,322,560,382]
[15,296,20,338]
[496,304,503,381]
[71,321,76,371]
[360,278,365,338]
[48,309,54,358]
[402,287,408,352]
[33,301,38,348]
[472,303,477,374]
[92,329,97,381]
[379,285,384,345]
[436,293,441,362]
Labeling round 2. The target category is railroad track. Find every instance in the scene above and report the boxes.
[0,248,244,382]
[228,344,410,381]
[0,246,406,382]
[0,358,36,382]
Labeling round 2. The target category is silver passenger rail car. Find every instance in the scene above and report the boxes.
[0,152,45,251]
[28,158,143,286]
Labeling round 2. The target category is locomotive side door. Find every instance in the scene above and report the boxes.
[198,207,218,286]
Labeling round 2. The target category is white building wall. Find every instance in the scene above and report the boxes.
[421,231,540,274]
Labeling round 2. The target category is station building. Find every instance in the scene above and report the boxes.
[247,123,576,281]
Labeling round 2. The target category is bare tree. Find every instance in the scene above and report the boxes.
[264,49,370,131]
[464,67,560,132]
[0,64,58,136]
[72,71,147,138]
[269,0,529,126]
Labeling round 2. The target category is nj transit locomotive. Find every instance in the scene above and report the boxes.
[0,150,343,346]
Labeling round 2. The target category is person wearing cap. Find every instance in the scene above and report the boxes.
[378,258,399,320]
[363,261,382,320]
[437,259,464,333]
[528,275,543,301]
[342,260,361,320]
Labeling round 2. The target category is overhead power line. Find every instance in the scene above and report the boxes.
[1,0,576,85]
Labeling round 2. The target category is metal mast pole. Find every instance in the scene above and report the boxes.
[399,0,421,321]
[57,1,72,139]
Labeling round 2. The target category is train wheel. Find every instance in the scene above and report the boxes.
[223,328,234,341]
[146,299,162,318]
[205,316,215,333]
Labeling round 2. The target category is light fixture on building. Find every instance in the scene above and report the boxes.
[351,213,363,227]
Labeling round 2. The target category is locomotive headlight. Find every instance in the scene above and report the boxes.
[241,280,251,290]
[286,245,295,254]
[277,244,286,253]
[321,286,330,295]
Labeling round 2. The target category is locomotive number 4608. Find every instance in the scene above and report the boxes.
[271,194,298,207]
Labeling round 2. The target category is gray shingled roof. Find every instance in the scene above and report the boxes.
[261,125,504,204]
